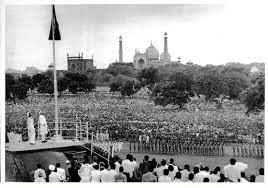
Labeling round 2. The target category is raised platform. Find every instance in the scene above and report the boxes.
[5,140,88,152]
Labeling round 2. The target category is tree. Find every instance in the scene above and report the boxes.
[151,71,194,108]
[109,74,130,93]
[194,70,229,108]
[69,81,79,94]
[138,67,159,88]
[6,74,30,103]
[18,74,34,90]
[37,79,54,94]
[32,73,48,87]
[224,71,249,100]
[6,74,16,100]
[12,82,29,100]
[240,73,264,116]
[109,81,121,93]
[106,62,137,77]
[120,80,141,97]
[58,77,69,95]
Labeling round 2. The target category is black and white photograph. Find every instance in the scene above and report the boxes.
[2,0,267,183]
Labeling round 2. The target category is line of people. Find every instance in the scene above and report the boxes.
[129,141,224,156]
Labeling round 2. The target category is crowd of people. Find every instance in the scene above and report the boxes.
[31,154,264,183]
[6,93,264,145]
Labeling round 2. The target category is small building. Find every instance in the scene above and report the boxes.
[67,53,96,74]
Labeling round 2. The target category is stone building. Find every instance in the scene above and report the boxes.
[67,53,96,74]
[133,32,175,70]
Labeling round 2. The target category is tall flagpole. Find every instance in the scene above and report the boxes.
[52,5,59,139]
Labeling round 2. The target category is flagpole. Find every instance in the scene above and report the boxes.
[52,5,59,140]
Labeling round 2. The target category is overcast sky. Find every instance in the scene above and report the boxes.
[5,3,268,70]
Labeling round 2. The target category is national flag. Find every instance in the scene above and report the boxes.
[48,5,61,40]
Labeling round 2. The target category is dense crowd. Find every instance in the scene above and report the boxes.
[6,92,264,144]
[31,154,264,183]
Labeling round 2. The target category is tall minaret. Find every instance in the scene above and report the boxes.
[119,35,123,63]
[164,32,168,52]
[160,32,171,61]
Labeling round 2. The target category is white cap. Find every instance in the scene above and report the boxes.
[65,160,70,165]
[49,164,55,171]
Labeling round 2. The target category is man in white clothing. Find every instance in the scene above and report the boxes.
[38,111,48,142]
[122,154,134,179]
[224,158,241,182]
[158,169,172,182]
[56,163,66,182]
[48,165,61,182]
[91,165,101,182]
[154,159,168,178]
[78,158,91,182]
[194,166,210,182]
[34,164,46,181]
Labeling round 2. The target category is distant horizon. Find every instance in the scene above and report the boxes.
[5,61,265,72]
[5,4,268,71]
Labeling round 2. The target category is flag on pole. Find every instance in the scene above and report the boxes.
[49,5,61,40]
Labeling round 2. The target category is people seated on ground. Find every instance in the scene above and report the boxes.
[168,158,178,173]
[173,172,182,182]
[223,158,241,182]
[255,168,264,182]
[194,165,210,182]
[103,163,117,182]
[187,173,194,182]
[180,164,191,182]
[209,167,221,182]
[34,164,46,182]
[48,164,61,182]
[115,166,127,182]
[56,162,66,182]
[203,177,210,182]
[168,165,176,180]
[158,169,172,182]
[142,164,157,182]
[217,173,227,182]
[154,159,168,178]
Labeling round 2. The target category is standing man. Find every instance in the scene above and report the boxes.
[27,112,35,145]
[38,111,48,142]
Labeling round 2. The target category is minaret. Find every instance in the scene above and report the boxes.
[119,35,123,63]
[160,32,171,62]
[164,32,168,52]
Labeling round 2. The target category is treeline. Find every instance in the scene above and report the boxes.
[6,71,96,103]
[5,62,264,115]
[103,62,264,115]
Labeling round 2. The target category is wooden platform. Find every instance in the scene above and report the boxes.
[5,140,88,152]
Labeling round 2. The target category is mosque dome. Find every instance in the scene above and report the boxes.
[145,43,159,60]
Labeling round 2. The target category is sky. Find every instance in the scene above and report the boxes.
[5,3,268,70]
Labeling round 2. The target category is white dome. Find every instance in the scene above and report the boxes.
[145,43,159,60]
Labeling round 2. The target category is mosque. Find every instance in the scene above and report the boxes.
[132,32,175,69]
